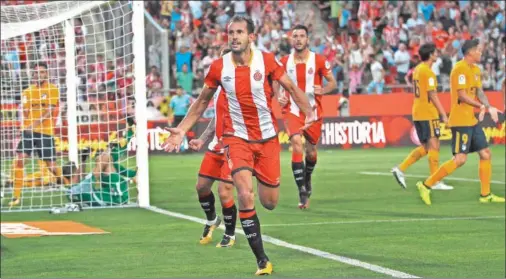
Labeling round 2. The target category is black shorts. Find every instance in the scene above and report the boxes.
[172,115,184,127]
[16,130,56,161]
[414,119,441,143]
[451,125,488,155]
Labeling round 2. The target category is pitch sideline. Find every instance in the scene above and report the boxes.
[146,206,419,278]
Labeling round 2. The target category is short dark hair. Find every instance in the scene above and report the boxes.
[228,15,255,34]
[418,43,436,61]
[33,62,48,69]
[292,24,309,36]
[462,39,480,56]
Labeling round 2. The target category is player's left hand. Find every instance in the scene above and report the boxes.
[302,110,316,131]
[189,138,205,151]
[162,127,185,152]
[313,85,323,95]
[478,106,487,122]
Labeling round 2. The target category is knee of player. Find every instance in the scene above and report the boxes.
[291,138,304,152]
[454,154,467,167]
[261,201,277,211]
[479,148,492,160]
[195,183,212,194]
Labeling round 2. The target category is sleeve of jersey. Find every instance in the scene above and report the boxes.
[427,71,437,92]
[203,61,220,89]
[474,68,482,88]
[266,53,285,81]
[317,55,331,76]
[451,66,468,91]
[49,86,59,105]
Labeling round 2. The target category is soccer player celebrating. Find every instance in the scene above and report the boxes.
[391,43,453,191]
[187,48,237,248]
[275,25,337,209]
[416,39,504,205]
[10,62,61,207]
[162,16,315,275]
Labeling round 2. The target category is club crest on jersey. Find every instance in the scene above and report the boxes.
[308,67,314,75]
[41,94,47,100]
[325,60,331,69]
[253,70,263,81]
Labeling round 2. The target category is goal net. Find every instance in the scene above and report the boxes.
[0,1,149,212]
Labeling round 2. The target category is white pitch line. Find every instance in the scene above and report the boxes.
[261,215,506,227]
[359,171,506,184]
[146,206,419,278]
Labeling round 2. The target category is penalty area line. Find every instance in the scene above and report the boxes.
[146,206,419,278]
[359,171,506,184]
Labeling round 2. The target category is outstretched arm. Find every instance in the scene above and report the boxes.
[177,85,217,133]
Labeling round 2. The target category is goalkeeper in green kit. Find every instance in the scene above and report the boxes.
[65,115,137,206]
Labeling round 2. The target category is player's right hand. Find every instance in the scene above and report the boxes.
[441,114,449,127]
[488,106,500,123]
[162,127,185,152]
[189,138,204,151]
[478,106,487,122]
[277,94,288,107]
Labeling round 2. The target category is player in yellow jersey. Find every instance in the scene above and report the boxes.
[416,39,504,205]
[9,62,62,206]
[392,43,453,190]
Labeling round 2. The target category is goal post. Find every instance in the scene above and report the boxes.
[0,0,150,212]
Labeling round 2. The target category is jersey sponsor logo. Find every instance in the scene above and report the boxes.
[325,60,331,70]
[458,74,466,85]
[223,76,232,82]
[308,67,314,75]
[253,70,263,81]
[428,77,435,87]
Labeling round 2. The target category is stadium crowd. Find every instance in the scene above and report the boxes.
[2,1,505,121]
[145,0,505,98]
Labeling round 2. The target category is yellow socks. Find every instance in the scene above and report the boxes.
[425,159,458,187]
[399,146,427,172]
[479,160,491,196]
[427,150,439,175]
[12,159,24,199]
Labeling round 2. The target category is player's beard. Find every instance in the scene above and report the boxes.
[293,42,308,53]
[230,40,249,54]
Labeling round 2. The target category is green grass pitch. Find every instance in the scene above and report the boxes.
[1,145,505,278]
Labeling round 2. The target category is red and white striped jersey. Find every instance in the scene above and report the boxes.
[207,87,226,153]
[204,49,285,142]
[280,51,331,120]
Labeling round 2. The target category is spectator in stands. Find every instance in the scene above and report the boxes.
[170,86,191,127]
[176,63,194,95]
[394,43,411,84]
[367,55,385,95]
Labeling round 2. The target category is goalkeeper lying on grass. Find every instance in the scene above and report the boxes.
[66,116,137,206]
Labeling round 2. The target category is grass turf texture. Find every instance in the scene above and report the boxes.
[2,145,505,278]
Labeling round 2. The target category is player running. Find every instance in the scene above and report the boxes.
[275,25,337,209]
[10,62,62,207]
[162,16,315,276]
[416,39,504,205]
[391,43,453,191]
[187,48,237,248]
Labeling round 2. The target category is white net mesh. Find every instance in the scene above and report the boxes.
[0,1,142,212]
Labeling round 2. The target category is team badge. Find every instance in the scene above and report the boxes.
[325,60,330,69]
[253,70,263,81]
[458,74,466,85]
[308,67,314,75]
[41,94,47,100]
